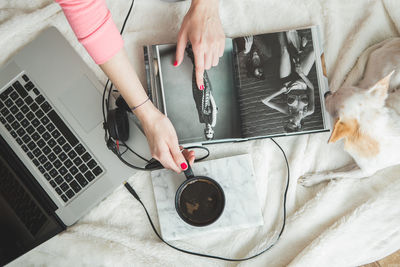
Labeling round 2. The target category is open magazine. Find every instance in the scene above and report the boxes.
[144,26,331,144]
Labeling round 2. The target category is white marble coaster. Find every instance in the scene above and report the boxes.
[151,154,264,241]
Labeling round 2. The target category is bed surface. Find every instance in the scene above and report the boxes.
[3,0,400,266]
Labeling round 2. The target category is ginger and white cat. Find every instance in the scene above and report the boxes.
[299,38,400,186]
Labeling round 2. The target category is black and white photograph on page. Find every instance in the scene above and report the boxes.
[185,45,218,140]
[157,41,241,144]
[233,28,324,137]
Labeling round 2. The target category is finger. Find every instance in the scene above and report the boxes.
[219,39,225,57]
[182,151,194,164]
[179,145,188,157]
[159,152,181,173]
[193,46,205,90]
[170,144,188,172]
[155,145,181,173]
[187,151,195,166]
[212,46,219,67]
[204,49,213,70]
[175,31,188,67]
[180,147,195,165]
[181,148,190,159]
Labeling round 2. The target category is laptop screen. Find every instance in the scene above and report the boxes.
[0,134,65,265]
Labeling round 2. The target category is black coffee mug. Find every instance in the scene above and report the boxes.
[175,164,225,227]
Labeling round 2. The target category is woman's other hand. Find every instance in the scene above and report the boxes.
[135,103,195,173]
[175,0,225,90]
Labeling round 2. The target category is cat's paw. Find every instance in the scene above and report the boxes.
[298,173,326,187]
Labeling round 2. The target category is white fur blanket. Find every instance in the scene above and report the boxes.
[4,0,400,266]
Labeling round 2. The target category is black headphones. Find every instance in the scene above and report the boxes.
[103,91,210,170]
[102,84,160,171]
[99,0,211,170]
[105,95,130,143]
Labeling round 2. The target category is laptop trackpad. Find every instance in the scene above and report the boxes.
[59,75,102,133]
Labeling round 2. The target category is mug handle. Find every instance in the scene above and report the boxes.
[183,163,195,180]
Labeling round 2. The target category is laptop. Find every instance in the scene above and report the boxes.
[0,27,145,265]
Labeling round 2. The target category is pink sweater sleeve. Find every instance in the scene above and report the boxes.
[55,0,124,64]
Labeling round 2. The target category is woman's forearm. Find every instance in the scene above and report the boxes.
[261,88,288,114]
[99,48,159,123]
[191,0,219,9]
[100,48,191,172]
[262,87,286,103]
[57,0,194,172]
[55,0,124,65]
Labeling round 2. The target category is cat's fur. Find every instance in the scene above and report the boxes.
[299,38,400,186]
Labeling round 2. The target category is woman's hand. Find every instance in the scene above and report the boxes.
[135,103,195,173]
[175,0,225,90]
[100,49,194,173]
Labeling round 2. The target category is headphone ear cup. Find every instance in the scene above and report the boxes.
[116,95,132,113]
[106,108,118,140]
[107,108,129,142]
[115,108,129,141]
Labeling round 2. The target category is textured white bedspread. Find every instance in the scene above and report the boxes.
[3,0,400,266]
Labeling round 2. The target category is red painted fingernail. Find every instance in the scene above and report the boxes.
[199,85,204,90]
[180,162,188,170]
[173,60,178,66]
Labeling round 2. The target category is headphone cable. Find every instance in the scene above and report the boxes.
[102,0,155,168]
[107,0,290,260]
[124,138,289,261]
[102,0,135,142]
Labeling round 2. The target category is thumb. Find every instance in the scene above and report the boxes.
[175,31,188,67]
[171,145,188,172]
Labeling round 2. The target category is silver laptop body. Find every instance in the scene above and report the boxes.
[0,27,143,226]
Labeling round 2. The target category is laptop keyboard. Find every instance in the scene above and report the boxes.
[0,73,104,204]
[0,159,47,236]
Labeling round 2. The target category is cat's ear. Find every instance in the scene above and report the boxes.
[328,118,359,143]
[367,70,394,102]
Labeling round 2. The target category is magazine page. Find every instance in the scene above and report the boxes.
[155,39,242,144]
[232,27,326,138]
